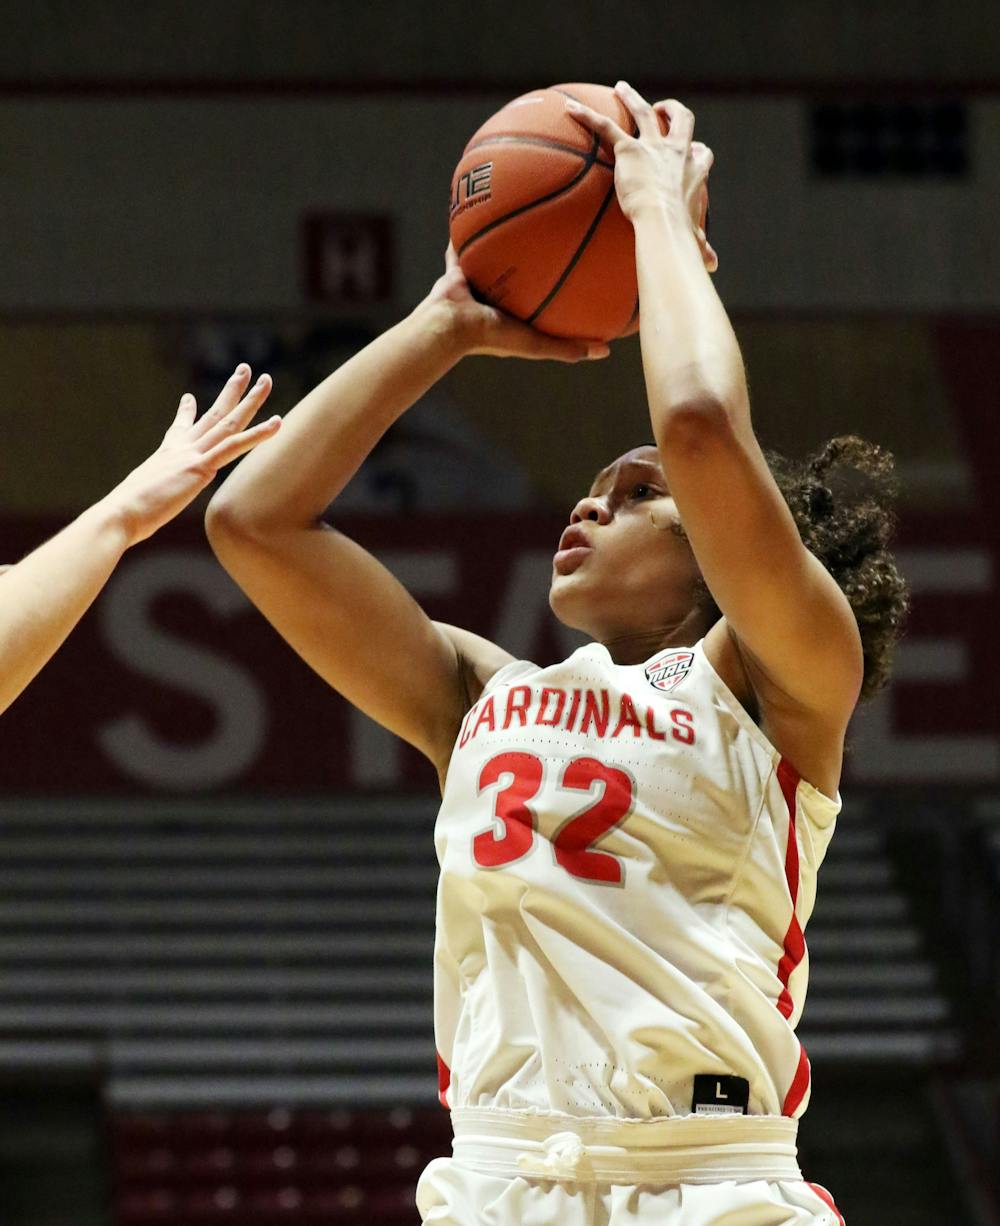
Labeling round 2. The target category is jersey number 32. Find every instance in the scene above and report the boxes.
[473,751,633,886]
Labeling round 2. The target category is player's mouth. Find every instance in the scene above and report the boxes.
[553,525,593,575]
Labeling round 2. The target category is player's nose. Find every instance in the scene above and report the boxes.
[570,495,611,525]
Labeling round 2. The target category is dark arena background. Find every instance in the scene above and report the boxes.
[0,2,998,1223]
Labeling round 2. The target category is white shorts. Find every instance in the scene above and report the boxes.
[416,1108,845,1225]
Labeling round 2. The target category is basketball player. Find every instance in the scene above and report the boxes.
[0,367,277,716]
[206,84,906,1225]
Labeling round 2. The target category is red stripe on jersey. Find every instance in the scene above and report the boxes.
[776,757,805,1019]
[776,918,806,1018]
[807,1181,846,1224]
[436,1050,451,1109]
[776,758,811,1116]
[782,1042,811,1116]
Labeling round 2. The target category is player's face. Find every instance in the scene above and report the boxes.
[549,446,708,653]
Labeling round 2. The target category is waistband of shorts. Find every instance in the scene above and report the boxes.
[450,1107,802,1185]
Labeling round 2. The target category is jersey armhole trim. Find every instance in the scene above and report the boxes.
[694,638,842,825]
[480,657,539,697]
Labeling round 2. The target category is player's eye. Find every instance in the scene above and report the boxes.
[631,483,653,499]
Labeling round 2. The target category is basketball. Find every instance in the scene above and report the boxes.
[449,83,645,342]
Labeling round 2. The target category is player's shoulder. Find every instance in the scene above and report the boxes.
[434,622,518,707]
[701,619,755,710]
[703,618,845,801]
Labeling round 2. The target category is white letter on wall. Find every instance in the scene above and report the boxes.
[97,553,267,790]
[851,549,998,782]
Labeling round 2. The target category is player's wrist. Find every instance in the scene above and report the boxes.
[628,195,689,229]
[82,495,136,555]
[632,198,714,277]
[411,297,479,358]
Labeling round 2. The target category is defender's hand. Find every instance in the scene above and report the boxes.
[103,365,281,546]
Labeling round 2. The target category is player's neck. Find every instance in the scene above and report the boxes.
[598,607,709,666]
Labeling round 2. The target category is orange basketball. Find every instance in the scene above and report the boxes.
[449,83,640,342]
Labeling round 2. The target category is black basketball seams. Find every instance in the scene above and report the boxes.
[462,133,614,171]
[526,181,619,327]
[455,86,637,329]
[552,84,640,139]
[455,130,606,259]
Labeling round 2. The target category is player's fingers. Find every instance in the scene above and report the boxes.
[189,364,253,440]
[488,313,609,362]
[174,393,198,429]
[161,392,198,442]
[699,231,719,273]
[202,415,282,469]
[687,148,716,270]
[614,80,660,141]
[518,331,610,363]
[687,146,714,213]
[691,141,715,177]
[697,181,710,232]
[564,97,628,150]
[198,373,273,451]
[653,99,695,153]
[445,242,459,272]
[693,204,719,271]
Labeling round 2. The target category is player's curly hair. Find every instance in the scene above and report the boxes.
[695,435,909,701]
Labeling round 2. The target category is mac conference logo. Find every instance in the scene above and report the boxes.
[645,650,694,693]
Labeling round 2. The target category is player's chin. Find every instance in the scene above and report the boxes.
[548,571,595,631]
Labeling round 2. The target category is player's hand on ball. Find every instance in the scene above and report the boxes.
[566,82,718,272]
[426,245,610,363]
[102,366,281,546]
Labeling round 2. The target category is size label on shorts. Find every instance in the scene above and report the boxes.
[692,1074,750,1116]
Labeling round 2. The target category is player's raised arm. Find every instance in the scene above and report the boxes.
[0,369,279,717]
[205,252,608,778]
[566,84,863,738]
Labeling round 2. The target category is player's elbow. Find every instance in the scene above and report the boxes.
[656,395,735,456]
[205,490,266,554]
[205,492,322,561]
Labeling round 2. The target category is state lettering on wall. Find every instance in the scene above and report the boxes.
[0,513,995,794]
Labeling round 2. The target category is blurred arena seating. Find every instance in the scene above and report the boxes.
[0,794,976,1223]
[0,799,438,1106]
[109,1105,451,1225]
[972,798,1000,1011]
[0,795,956,1104]
[800,801,956,1066]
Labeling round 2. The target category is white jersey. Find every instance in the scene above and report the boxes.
[432,638,840,1120]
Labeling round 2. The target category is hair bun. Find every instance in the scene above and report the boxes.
[807,484,835,519]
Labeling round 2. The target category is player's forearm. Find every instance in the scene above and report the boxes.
[0,499,129,715]
[633,203,749,430]
[209,301,465,532]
